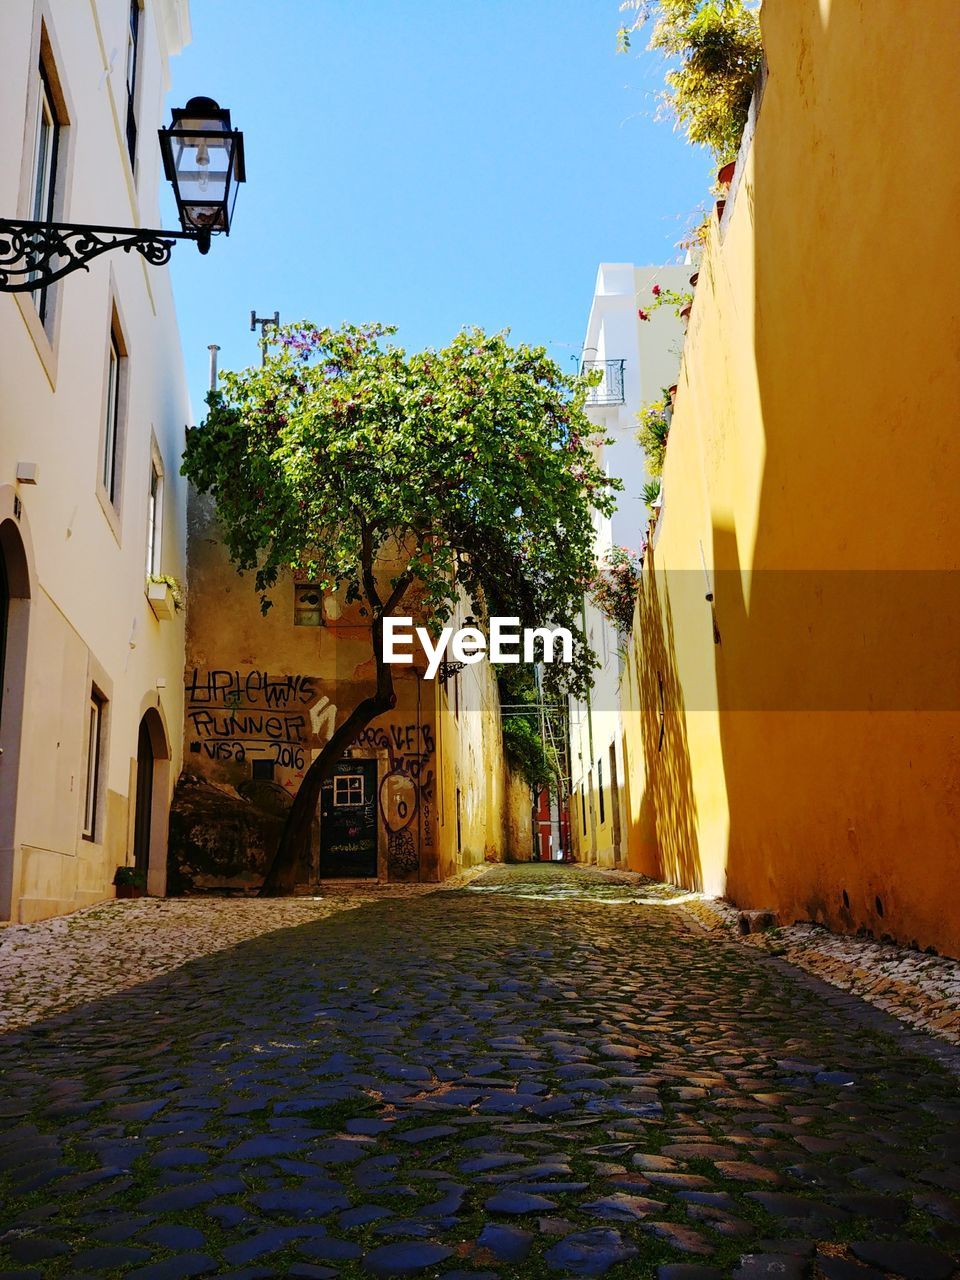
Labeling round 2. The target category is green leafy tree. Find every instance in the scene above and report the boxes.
[618,0,762,163]
[182,322,618,894]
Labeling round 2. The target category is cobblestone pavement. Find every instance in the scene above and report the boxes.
[1,864,959,1280]
[589,869,960,1048]
[0,872,485,1034]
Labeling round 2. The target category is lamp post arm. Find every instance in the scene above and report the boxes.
[0,218,211,293]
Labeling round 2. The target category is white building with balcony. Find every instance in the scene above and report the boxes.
[570,262,689,866]
[0,0,192,921]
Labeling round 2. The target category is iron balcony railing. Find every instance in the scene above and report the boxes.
[581,358,625,406]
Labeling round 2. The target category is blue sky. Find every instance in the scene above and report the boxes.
[162,0,713,417]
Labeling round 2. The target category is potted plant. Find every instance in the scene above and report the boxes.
[113,866,146,899]
[146,574,183,622]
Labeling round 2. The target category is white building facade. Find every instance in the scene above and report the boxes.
[0,0,192,921]
[570,262,688,866]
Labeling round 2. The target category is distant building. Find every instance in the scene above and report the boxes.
[569,263,687,867]
[169,491,530,889]
[0,1,192,921]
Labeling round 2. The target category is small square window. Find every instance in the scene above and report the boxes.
[294,583,324,626]
[333,774,364,806]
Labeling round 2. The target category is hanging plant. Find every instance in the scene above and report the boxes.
[638,281,693,324]
[589,545,644,635]
[636,389,673,477]
[147,574,184,612]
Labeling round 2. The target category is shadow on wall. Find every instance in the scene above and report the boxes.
[632,562,702,892]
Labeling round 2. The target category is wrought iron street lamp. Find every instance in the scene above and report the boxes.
[0,97,245,293]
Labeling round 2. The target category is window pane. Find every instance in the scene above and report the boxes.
[294,584,323,626]
[103,340,120,501]
[146,464,161,575]
[334,774,365,806]
[31,70,59,320]
[126,2,140,164]
[83,698,102,838]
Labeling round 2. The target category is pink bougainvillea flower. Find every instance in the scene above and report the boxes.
[637,308,650,321]
[651,284,662,296]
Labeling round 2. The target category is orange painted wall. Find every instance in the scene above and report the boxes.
[620,0,960,955]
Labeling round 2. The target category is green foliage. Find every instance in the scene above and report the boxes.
[642,477,662,508]
[182,322,620,698]
[637,281,692,322]
[618,0,763,162]
[496,664,562,792]
[636,389,673,478]
[501,715,556,791]
[588,545,644,635]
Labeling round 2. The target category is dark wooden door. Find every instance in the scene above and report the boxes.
[319,758,378,878]
[133,717,154,876]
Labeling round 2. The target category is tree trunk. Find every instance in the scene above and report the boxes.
[259,561,410,897]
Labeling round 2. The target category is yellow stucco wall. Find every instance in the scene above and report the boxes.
[621,0,960,955]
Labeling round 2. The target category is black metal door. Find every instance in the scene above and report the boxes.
[133,717,154,876]
[319,758,378,878]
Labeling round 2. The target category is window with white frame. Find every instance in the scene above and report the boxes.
[333,774,365,806]
[82,692,105,840]
[146,458,163,576]
[30,61,60,323]
[125,0,141,167]
[102,322,126,506]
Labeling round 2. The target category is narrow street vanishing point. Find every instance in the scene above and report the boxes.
[1,866,959,1280]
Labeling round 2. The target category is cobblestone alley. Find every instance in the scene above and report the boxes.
[1,865,958,1280]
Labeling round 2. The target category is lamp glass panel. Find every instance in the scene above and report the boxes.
[173,133,234,230]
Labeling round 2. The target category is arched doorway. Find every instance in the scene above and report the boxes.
[133,706,171,895]
[133,717,154,878]
[0,515,31,921]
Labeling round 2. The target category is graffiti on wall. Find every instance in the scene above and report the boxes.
[356,722,436,872]
[186,670,436,873]
[186,669,337,786]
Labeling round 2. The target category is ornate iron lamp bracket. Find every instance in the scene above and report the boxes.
[0,219,208,293]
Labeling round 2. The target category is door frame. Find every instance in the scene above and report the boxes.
[0,494,35,921]
[133,701,171,896]
[317,749,389,881]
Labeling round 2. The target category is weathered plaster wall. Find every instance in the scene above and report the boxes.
[502,765,534,862]
[620,0,960,956]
